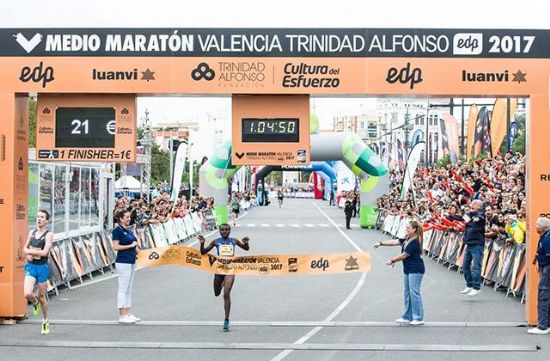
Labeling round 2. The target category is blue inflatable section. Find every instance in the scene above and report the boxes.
[255,162,337,204]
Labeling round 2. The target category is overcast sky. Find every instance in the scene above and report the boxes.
[5,0,549,28]
[4,0,548,158]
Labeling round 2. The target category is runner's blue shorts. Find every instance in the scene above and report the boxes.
[25,263,50,283]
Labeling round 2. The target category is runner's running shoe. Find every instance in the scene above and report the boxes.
[32,301,41,316]
[41,320,50,335]
[223,319,230,331]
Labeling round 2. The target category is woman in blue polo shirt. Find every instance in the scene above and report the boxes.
[112,209,141,324]
[374,220,425,325]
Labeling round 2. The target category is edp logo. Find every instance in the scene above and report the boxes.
[386,63,423,90]
[19,62,54,88]
[453,33,483,55]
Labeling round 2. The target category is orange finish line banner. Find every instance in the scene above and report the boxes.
[137,245,371,275]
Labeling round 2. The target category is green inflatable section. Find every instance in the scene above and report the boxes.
[359,175,379,228]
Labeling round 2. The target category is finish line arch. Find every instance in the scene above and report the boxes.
[199,132,388,228]
[0,28,547,325]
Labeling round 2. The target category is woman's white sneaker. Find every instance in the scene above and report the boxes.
[409,320,425,326]
[467,289,481,296]
[118,315,136,324]
[127,314,141,322]
[527,327,548,334]
[460,287,473,294]
[395,318,411,324]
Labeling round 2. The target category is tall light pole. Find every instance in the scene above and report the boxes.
[188,131,194,198]
[140,109,152,202]
[404,104,410,155]
[425,100,430,165]
[168,138,173,188]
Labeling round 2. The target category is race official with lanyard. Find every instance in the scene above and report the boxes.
[528,217,550,334]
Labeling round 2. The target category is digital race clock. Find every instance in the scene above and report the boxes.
[36,94,136,162]
[55,107,116,148]
[241,118,299,142]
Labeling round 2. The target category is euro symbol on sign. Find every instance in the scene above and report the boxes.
[149,252,160,260]
[106,120,116,135]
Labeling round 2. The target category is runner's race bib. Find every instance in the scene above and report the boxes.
[219,244,234,257]
[30,246,42,260]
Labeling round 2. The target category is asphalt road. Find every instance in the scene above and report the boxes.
[1,198,548,361]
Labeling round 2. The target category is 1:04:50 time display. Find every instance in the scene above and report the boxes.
[241,118,300,143]
[243,119,297,134]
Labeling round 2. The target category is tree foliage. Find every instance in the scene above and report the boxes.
[28,97,37,147]
[151,143,170,184]
[498,113,525,155]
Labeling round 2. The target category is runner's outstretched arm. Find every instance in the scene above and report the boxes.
[198,235,216,255]
[234,237,250,251]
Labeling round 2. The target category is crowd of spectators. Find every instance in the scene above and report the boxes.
[114,184,215,228]
[113,184,263,228]
[378,151,527,244]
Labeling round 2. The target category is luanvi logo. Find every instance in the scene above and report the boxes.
[19,62,54,88]
[453,33,483,55]
[386,63,423,89]
[191,63,215,81]
[235,152,244,159]
[462,69,527,83]
[92,68,155,81]
[13,32,43,53]
[344,256,359,271]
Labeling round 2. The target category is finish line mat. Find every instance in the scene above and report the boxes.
[137,245,371,276]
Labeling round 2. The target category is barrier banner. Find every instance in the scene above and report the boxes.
[137,245,371,276]
[203,210,217,230]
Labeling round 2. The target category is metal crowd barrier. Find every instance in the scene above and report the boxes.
[44,209,218,294]
[378,213,527,301]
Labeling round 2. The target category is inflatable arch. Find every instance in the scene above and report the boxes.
[254,162,337,203]
[199,119,389,228]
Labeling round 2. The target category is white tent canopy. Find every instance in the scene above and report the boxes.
[115,175,142,189]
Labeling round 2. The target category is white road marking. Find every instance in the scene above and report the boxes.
[270,203,367,361]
